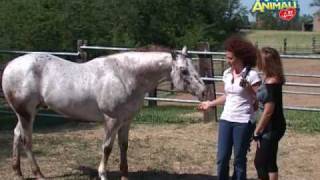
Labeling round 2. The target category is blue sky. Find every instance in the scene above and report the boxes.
[241,0,319,17]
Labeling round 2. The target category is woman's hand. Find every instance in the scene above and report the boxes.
[197,94,225,111]
[245,82,260,111]
[253,131,262,149]
[197,101,213,111]
[253,138,261,149]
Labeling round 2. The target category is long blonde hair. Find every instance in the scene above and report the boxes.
[257,47,285,84]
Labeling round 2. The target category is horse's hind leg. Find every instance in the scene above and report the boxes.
[14,106,44,179]
[118,122,130,180]
[98,117,120,180]
[12,122,23,179]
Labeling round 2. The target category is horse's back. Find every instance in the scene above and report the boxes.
[1,54,49,112]
[2,53,57,90]
[3,53,40,89]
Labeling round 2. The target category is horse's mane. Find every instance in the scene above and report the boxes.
[101,45,174,59]
[134,45,172,53]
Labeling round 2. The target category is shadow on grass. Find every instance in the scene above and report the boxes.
[0,109,101,133]
[0,132,12,163]
[0,110,101,164]
[26,166,256,180]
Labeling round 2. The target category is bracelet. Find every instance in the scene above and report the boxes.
[253,133,262,141]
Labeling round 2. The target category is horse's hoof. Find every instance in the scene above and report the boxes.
[121,176,128,180]
[13,176,24,180]
[36,175,46,180]
[35,172,45,180]
[100,176,108,180]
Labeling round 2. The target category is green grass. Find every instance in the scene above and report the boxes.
[0,108,86,131]
[1,105,319,133]
[285,110,320,133]
[245,30,320,53]
[134,105,202,124]
[135,106,320,133]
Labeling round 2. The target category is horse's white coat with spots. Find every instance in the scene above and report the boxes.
[2,47,205,180]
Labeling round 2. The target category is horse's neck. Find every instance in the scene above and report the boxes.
[117,52,172,91]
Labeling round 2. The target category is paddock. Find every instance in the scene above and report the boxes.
[0,45,320,179]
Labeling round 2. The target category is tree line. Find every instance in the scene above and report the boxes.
[0,0,247,53]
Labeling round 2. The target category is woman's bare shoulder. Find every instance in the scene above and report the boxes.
[265,76,281,84]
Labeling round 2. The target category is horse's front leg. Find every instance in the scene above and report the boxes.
[98,117,119,180]
[118,122,131,180]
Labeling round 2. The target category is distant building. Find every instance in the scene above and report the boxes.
[302,22,313,32]
[313,14,320,32]
[255,15,264,29]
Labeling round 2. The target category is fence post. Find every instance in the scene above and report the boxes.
[77,40,88,62]
[283,38,287,54]
[312,37,316,53]
[148,89,157,107]
[170,82,174,95]
[197,42,217,122]
[220,60,225,75]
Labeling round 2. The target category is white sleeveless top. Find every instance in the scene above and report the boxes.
[220,67,261,123]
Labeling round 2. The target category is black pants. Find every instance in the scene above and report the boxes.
[254,131,284,180]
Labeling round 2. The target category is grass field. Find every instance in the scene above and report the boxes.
[245,30,320,53]
[1,105,320,133]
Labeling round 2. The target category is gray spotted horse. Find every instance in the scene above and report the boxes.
[1,46,206,180]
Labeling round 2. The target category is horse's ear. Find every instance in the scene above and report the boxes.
[181,46,187,56]
[171,51,177,60]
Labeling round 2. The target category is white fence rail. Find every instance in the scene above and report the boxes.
[1,44,320,113]
[0,50,80,56]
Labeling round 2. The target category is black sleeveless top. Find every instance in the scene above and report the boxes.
[257,82,286,139]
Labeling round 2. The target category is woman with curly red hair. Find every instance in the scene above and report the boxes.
[198,36,261,180]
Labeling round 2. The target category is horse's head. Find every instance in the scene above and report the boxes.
[171,46,206,101]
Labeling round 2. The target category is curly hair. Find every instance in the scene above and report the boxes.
[224,36,257,67]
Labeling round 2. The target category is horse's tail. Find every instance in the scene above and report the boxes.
[0,62,6,98]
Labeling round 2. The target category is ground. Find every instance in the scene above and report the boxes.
[0,119,319,180]
[1,30,320,180]
[0,58,320,179]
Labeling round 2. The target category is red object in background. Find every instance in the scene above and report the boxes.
[279,8,297,21]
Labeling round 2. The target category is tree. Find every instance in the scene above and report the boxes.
[311,0,320,15]
[0,0,248,52]
[311,0,320,7]
[253,9,303,30]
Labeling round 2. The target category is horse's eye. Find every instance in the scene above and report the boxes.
[181,69,189,76]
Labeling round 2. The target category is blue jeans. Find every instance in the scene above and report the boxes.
[217,120,254,180]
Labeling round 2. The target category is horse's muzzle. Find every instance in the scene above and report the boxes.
[196,91,206,101]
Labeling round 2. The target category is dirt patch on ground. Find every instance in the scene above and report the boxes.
[0,122,319,180]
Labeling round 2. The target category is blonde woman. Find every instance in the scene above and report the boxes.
[254,47,286,180]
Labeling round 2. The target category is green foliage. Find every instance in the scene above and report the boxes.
[285,110,320,133]
[311,0,320,7]
[0,0,246,52]
[254,11,303,30]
